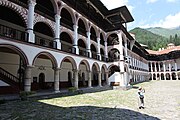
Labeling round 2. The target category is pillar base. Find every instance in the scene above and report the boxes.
[54,90,60,93]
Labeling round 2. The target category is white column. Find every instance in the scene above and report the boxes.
[158,62,160,72]
[88,71,92,88]
[97,37,101,60]
[163,62,166,72]
[54,14,61,49]
[86,31,91,57]
[118,32,124,61]
[169,61,171,72]
[125,42,128,58]
[155,62,157,72]
[98,72,102,87]
[73,69,78,89]
[104,41,108,59]
[27,0,36,43]
[24,65,33,92]
[175,62,178,80]
[54,68,60,93]
[73,25,79,54]
[175,62,177,71]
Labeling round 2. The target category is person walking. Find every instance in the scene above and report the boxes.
[138,86,145,109]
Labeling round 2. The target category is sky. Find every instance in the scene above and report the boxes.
[100,0,180,30]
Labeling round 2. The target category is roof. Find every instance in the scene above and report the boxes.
[147,45,180,55]
[62,0,134,32]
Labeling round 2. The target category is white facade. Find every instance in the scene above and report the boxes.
[0,0,149,94]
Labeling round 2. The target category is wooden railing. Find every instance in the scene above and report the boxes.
[0,67,19,86]
[0,24,28,42]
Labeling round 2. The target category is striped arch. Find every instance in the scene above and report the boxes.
[89,24,98,37]
[77,16,89,32]
[32,51,58,68]
[60,30,74,42]
[34,17,55,36]
[78,59,90,71]
[101,64,108,72]
[49,0,58,14]
[106,31,119,40]
[90,42,98,52]
[59,4,76,24]
[60,56,77,70]
[0,44,29,65]
[0,0,28,27]
[91,62,100,72]
[78,38,87,49]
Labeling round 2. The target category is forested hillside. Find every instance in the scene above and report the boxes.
[146,27,180,38]
[129,27,180,50]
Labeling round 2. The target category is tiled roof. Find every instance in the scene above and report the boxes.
[147,45,180,55]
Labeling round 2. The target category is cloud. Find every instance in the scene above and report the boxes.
[166,0,177,3]
[140,12,180,28]
[146,0,158,3]
[100,0,134,12]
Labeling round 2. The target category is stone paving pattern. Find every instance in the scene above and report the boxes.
[0,80,179,120]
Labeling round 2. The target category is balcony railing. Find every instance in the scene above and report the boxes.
[79,49,88,57]
[101,55,107,62]
[0,24,28,41]
[61,44,76,54]
[35,35,56,49]
[92,52,98,60]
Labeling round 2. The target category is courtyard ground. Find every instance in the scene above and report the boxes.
[0,80,180,120]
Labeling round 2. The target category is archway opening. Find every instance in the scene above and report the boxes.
[35,0,55,20]
[60,57,76,89]
[60,32,73,53]
[78,39,87,56]
[34,22,54,48]
[33,54,54,90]
[107,33,119,46]
[0,6,27,41]
[0,46,27,94]
[60,8,73,30]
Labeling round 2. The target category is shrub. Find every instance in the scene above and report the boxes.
[68,87,77,93]
[19,91,36,101]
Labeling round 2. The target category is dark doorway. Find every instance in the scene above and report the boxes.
[39,73,45,89]
[68,71,72,87]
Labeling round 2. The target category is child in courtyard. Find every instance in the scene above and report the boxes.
[138,86,145,109]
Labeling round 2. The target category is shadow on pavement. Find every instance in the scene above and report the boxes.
[0,99,160,120]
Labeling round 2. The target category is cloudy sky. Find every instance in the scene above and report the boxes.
[100,0,180,30]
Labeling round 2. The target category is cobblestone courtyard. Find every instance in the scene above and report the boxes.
[0,80,180,120]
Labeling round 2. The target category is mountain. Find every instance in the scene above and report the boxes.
[146,27,180,38]
[129,27,168,50]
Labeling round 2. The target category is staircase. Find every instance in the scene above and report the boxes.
[0,67,20,93]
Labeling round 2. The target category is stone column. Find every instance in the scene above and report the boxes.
[88,71,92,88]
[24,65,33,92]
[54,14,61,49]
[86,31,91,57]
[73,69,78,89]
[175,62,178,80]
[97,37,101,60]
[73,25,79,54]
[54,68,60,93]
[105,72,109,85]
[98,71,102,87]
[27,0,36,43]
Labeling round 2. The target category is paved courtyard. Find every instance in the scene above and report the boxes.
[0,80,180,120]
